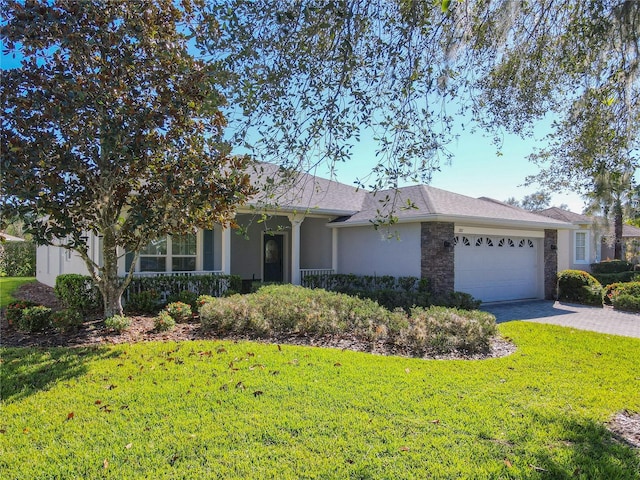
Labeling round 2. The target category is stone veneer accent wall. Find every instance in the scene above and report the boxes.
[544,229,558,300]
[420,222,455,295]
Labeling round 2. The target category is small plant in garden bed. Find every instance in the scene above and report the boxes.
[164,301,192,323]
[153,310,176,332]
[5,299,37,327]
[16,305,52,333]
[104,314,131,333]
[51,308,83,333]
[166,290,199,310]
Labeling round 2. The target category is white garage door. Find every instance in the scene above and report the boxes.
[454,234,540,302]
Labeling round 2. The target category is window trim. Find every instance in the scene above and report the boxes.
[574,230,589,264]
[138,233,198,273]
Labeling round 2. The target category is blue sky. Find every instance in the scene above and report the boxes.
[317,125,587,213]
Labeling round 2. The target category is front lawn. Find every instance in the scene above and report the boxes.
[1,322,639,479]
[0,277,35,308]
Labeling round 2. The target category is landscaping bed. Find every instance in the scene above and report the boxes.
[1,282,515,360]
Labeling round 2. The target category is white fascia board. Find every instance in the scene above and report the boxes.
[328,214,576,230]
[238,206,357,219]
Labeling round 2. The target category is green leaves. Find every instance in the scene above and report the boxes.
[1,0,256,317]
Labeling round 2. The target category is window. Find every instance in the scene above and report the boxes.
[138,233,197,272]
[172,234,196,271]
[574,231,588,263]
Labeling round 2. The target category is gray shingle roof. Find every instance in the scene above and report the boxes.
[247,163,366,214]
[537,207,592,224]
[330,185,570,228]
[245,164,571,229]
[623,224,640,237]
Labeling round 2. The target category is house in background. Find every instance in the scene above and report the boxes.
[36,164,575,303]
[600,224,640,264]
[538,207,640,270]
[537,208,599,271]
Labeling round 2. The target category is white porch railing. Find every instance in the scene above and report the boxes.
[300,269,335,287]
[126,270,229,301]
[132,270,224,277]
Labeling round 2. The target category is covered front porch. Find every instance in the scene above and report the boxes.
[124,212,338,286]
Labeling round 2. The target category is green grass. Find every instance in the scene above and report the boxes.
[0,277,35,308]
[1,322,639,479]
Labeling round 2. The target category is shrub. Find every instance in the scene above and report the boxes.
[591,271,637,286]
[124,290,161,315]
[602,282,625,305]
[104,314,131,333]
[433,291,482,310]
[154,310,176,332]
[199,285,493,356]
[591,260,633,274]
[611,294,640,312]
[400,307,497,355]
[606,281,640,312]
[301,273,481,311]
[51,308,83,333]
[0,240,36,277]
[54,274,102,313]
[166,290,199,310]
[125,274,242,300]
[5,300,37,327]
[196,294,216,312]
[164,301,192,323]
[557,270,603,306]
[17,305,52,333]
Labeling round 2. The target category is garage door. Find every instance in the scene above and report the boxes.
[454,234,539,302]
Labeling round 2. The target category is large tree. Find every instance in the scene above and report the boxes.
[199,0,638,217]
[1,0,255,317]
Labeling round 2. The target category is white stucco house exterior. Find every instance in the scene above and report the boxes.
[37,164,575,303]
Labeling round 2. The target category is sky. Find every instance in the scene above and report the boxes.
[315,124,587,214]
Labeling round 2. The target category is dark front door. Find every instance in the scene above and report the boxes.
[263,234,284,282]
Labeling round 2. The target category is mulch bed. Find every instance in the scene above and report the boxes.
[2,281,638,448]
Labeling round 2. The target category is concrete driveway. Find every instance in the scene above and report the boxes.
[481,300,640,339]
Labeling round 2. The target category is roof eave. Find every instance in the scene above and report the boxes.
[328,214,577,230]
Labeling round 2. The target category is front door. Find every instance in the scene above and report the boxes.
[263,234,284,282]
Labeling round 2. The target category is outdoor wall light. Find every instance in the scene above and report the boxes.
[443,240,453,249]
[550,244,558,250]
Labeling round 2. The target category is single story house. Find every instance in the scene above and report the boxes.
[37,164,575,303]
[538,207,640,269]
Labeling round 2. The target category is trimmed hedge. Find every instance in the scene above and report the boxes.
[590,260,633,274]
[557,270,603,306]
[124,274,242,302]
[591,271,638,286]
[54,274,102,313]
[302,273,480,311]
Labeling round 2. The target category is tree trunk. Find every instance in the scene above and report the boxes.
[614,200,624,260]
[100,229,124,318]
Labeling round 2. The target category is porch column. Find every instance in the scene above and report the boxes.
[221,226,232,275]
[332,227,338,273]
[288,213,305,285]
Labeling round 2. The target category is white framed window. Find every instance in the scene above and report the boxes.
[574,231,589,264]
[139,233,197,272]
